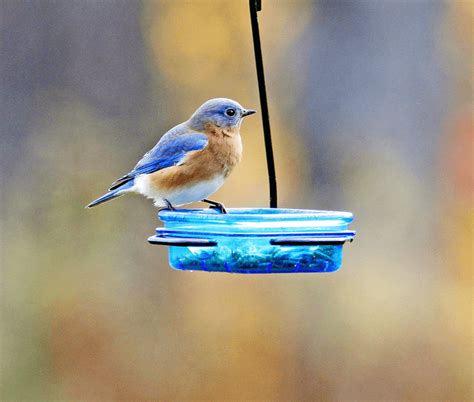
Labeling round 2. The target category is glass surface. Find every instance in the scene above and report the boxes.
[157,208,354,274]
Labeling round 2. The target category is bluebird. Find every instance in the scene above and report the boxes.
[86,98,256,213]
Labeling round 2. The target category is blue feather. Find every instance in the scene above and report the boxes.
[109,124,208,190]
[86,180,134,208]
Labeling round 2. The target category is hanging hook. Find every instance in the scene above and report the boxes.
[249,0,277,208]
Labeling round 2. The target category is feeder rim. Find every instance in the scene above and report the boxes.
[158,208,353,223]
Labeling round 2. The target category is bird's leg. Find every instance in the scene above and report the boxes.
[202,199,227,214]
[163,199,176,211]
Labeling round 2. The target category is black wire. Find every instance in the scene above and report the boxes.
[249,0,277,208]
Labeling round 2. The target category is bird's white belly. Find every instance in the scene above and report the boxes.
[133,174,225,207]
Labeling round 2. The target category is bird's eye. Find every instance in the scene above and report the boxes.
[225,108,236,117]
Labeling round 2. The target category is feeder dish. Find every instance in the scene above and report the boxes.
[148,208,355,274]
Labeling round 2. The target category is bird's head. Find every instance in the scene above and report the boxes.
[188,98,256,131]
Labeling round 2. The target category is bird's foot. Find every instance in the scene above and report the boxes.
[163,199,176,211]
[202,199,227,214]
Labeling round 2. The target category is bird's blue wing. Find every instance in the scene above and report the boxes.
[133,131,208,175]
[109,126,208,190]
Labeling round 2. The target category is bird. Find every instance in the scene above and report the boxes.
[86,98,256,213]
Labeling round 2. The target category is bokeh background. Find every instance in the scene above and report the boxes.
[1,0,472,400]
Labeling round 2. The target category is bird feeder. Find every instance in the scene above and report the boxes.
[148,0,356,273]
[149,209,354,273]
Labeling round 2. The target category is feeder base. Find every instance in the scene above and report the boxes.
[149,208,355,274]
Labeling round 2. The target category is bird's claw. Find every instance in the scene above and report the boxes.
[202,199,227,214]
[209,204,227,214]
[163,199,176,211]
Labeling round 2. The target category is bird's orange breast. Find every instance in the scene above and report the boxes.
[149,124,242,191]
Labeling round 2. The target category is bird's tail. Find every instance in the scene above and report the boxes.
[86,180,134,208]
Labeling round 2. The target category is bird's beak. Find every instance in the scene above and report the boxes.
[242,109,257,117]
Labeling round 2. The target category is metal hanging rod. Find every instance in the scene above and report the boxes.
[249,0,278,208]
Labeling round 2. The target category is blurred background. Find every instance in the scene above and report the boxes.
[1,0,472,400]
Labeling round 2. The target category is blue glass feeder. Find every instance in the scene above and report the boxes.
[148,1,356,273]
[148,209,355,273]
